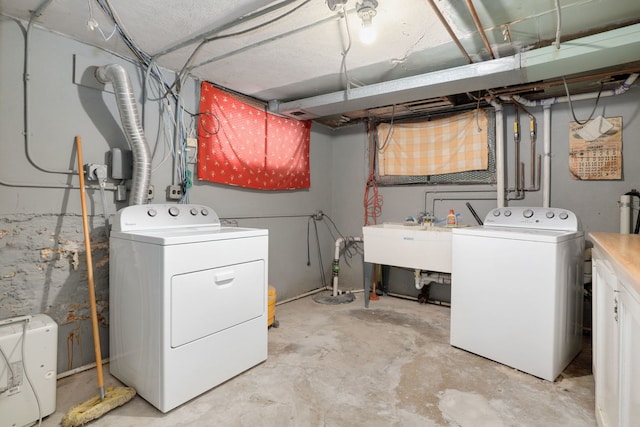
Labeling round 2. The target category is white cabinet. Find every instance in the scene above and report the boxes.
[592,253,620,427]
[618,286,640,425]
[591,236,640,427]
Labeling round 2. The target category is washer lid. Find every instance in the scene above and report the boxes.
[111,226,267,245]
[452,226,583,243]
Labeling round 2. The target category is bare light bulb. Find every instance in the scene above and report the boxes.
[356,0,378,45]
[360,18,376,44]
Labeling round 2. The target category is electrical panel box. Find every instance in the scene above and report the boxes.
[0,314,57,427]
[109,148,133,180]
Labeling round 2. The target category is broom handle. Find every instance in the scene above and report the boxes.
[76,136,105,401]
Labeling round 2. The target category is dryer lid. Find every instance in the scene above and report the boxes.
[111,226,267,245]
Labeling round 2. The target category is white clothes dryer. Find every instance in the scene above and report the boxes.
[450,206,584,381]
[109,204,268,412]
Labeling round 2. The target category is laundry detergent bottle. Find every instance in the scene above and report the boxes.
[446,209,457,227]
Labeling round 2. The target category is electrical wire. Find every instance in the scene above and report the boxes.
[86,0,117,41]
[94,0,195,205]
[365,121,383,225]
[150,99,178,173]
[169,0,313,98]
[554,0,562,49]
[21,320,43,427]
[312,218,326,287]
[562,76,604,125]
[377,106,396,152]
[98,181,110,235]
[0,342,15,394]
[0,318,43,426]
[94,1,316,206]
[95,0,179,103]
[474,92,483,132]
[363,173,382,225]
[339,236,364,267]
[319,213,363,267]
[338,8,355,92]
[306,215,328,287]
[198,111,221,137]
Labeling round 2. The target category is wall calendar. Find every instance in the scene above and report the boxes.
[569,116,622,180]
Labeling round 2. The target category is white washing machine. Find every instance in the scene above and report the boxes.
[109,204,268,412]
[450,206,584,381]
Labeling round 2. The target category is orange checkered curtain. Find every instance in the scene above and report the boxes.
[198,82,311,190]
[377,110,488,176]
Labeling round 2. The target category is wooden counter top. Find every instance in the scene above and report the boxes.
[589,232,640,296]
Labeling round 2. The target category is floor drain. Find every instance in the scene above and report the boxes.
[312,292,356,305]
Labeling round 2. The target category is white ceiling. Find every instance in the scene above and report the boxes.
[2,0,640,126]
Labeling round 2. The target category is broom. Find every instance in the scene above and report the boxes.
[61,136,135,427]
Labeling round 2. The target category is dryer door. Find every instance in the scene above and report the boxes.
[170,259,265,348]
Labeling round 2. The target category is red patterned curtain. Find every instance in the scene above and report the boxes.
[197,82,311,190]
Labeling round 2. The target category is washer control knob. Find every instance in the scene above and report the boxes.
[168,207,179,217]
[201,209,209,216]
[493,210,501,217]
[559,212,569,220]
[190,208,198,216]
[546,211,555,219]
[523,209,534,218]
[147,209,157,217]
[503,210,512,217]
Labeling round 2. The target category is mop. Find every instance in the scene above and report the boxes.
[61,136,135,427]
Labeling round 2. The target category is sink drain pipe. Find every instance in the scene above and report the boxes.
[332,236,363,296]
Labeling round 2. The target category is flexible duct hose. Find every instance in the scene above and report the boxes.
[95,64,151,205]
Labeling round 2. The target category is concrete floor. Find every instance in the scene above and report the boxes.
[43,293,596,426]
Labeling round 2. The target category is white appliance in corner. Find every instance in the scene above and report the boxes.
[450,207,584,381]
[0,314,57,427]
[109,204,268,413]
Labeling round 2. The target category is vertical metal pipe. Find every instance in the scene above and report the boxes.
[530,118,536,186]
[620,195,632,234]
[494,104,505,207]
[513,106,521,196]
[542,105,552,207]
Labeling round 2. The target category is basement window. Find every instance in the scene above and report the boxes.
[373,109,496,185]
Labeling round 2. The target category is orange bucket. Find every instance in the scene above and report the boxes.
[268,285,277,327]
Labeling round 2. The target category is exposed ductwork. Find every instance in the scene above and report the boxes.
[95,64,151,206]
[271,23,640,121]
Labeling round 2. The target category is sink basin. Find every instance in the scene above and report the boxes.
[362,223,453,272]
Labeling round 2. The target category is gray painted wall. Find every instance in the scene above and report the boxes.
[0,21,336,373]
[2,18,639,375]
[330,88,640,296]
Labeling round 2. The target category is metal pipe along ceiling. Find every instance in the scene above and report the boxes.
[464,0,495,59]
[272,23,640,120]
[425,0,473,64]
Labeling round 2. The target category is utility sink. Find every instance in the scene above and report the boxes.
[362,223,453,273]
